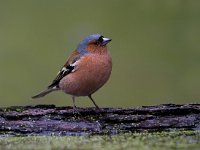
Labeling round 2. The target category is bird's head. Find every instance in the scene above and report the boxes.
[77,34,112,54]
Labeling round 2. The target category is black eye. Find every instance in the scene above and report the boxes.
[98,36,104,43]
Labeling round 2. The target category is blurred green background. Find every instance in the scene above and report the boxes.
[0,0,200,107]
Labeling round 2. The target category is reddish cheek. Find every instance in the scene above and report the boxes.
[86,44,96,52]
[86,44,107,54]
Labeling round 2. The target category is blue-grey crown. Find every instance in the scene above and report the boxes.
[77,34,102,54]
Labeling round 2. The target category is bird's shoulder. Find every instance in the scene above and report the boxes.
[48,50,82,88]
[64,50,81,67]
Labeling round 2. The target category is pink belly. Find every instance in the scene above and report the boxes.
[59,55,112,96]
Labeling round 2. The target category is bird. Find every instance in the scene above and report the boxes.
[32,34,112,110]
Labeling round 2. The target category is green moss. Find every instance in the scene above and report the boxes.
[15,108,22,112]
[1,107,23,112]
[0,130,199,150]
[2,108,9,112]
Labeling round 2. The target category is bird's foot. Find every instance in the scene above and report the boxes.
[94,106,102,113]
[72,106,81,115]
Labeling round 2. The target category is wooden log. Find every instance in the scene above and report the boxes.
[0,104,199,136]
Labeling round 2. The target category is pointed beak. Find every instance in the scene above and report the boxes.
[102,37,112,45]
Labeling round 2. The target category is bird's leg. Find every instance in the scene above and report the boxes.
[88,94,100,110]
[72,96,80,114]
[72,96,76,109]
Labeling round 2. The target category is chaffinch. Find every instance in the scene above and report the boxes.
[32,34,112,110]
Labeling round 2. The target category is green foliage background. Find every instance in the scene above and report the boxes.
[0,0,200,107]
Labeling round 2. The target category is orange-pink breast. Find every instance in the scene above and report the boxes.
[59,53,112,96]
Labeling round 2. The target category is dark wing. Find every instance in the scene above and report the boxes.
[48,65,74,88]
[48,50,81,89]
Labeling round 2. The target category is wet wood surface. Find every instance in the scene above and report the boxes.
[0,104,199,136]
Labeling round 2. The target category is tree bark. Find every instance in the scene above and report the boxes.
[0,104,199,136]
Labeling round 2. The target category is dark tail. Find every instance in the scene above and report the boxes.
[32,87,59,99]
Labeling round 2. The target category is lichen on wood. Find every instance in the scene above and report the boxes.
[0,104,199,136]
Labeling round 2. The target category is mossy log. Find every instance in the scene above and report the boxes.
[0,104,199,136]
